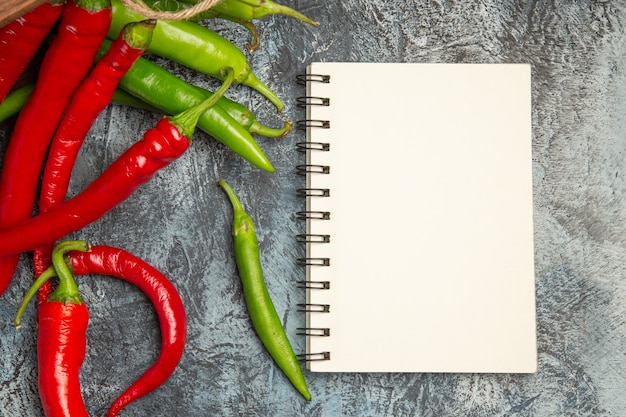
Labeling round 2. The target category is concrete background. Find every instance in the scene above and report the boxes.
[1,0,625,415]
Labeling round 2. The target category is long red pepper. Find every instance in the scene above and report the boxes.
[0,1,63,103]
[33,19,156,300]
[0,69,235,262]
[0,0,112,296]
[15,241,92,417]
[16,242,187,417]
[67,245,187,417]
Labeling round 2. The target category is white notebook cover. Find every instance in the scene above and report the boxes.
[300,62,536,373]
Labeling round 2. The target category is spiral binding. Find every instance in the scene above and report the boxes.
[296,119,330,130]
[296,71,332,363]
[296,142,330,152]
[296,96,330,108]
[297,352,331,362]
[296,73,331,85]
[297,280,330,290]
[296,211,330,220]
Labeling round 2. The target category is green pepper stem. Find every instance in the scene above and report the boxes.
[76,0,111,12]
[236,19,261,53]
[218,180,245,215]
[239,0,320,26]
[249,118,293,138]
[121,19,156,50]
[242,71,284,113]
[46,240,91,304]
[169,67,236,139]
[14,267,57,328]
[14,240,91,327]
[13,240,89,329]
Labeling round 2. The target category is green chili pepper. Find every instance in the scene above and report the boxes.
[142,0,318,52]
[200,0,319,26]
[142,0,261,52]
[97,38,276,173]
[108,0,284,112]
[218,179,311,401]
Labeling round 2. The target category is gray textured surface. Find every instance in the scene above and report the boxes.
[1,0,625,416]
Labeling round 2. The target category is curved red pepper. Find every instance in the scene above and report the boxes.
[68,245,187,417]
[0,1,63,103]
[0,0,112,295]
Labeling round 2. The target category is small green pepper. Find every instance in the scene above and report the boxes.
[219,179,311,401]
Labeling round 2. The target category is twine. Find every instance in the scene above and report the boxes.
[119,0,222,20]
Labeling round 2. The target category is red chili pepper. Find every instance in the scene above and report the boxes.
[37,296,91,417]
[15,241,92,417]
[0,69,235,265]
[0,0,112,296]
[33,19,156,299]
[17,242,187,417]
[0,1,63,103]
[67,245,187,417]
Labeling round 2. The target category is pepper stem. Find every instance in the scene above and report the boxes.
[14,267,57,328]
[169,67,235,139]
[242,71,284,113]
[47,240,91,304]
[14,240,93,327]
[75,0,111,12]
[249,118,293,137]
[240,0,320,26]
[218,179,255,238]
[14,240,90,327]
[121,19,157,50]
[218,180,245,214]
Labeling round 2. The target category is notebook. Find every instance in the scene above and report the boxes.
[295,62,537,373]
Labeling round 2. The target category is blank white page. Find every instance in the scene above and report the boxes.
[301,62,536,373]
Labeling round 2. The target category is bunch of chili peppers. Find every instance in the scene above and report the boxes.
[0,0,316,414]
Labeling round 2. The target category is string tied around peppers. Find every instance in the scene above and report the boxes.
[0,68,235,275]
[219,179,312,401]
[15,240,92,417]
[121,0,219,19]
